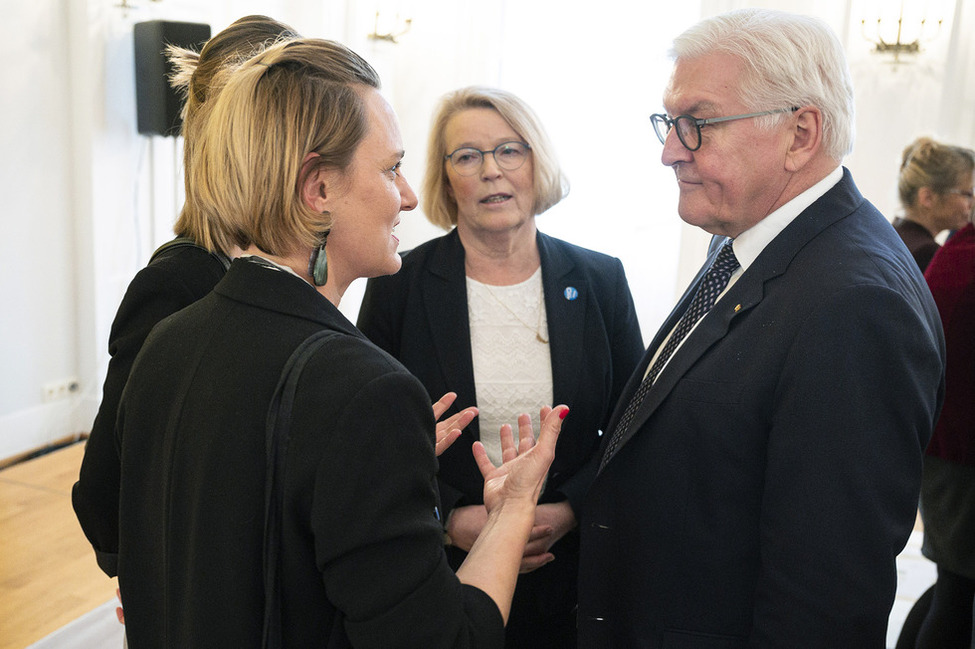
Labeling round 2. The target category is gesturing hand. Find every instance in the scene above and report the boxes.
[473,406,568,515]
[433,392,478,456]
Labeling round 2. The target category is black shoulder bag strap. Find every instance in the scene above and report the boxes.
[148,236,232,271]
[262,329,339,649]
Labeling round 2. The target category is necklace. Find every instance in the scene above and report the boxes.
[481,277,549,344]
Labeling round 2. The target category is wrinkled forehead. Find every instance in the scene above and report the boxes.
[663,52,745,116]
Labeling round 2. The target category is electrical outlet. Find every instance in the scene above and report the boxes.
[42,377,80,403]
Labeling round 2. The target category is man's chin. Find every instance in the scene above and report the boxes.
[677,208,729,238]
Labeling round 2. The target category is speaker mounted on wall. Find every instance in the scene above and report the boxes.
[134,20,211,137]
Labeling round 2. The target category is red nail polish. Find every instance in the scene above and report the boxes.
[559,408,569,420]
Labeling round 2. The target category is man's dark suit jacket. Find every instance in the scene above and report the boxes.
[578,169,946,648]
[892,217,939,271]
[357,229,644,637]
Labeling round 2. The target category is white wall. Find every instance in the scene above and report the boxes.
[2,0,973,461]
[0,0,80,459]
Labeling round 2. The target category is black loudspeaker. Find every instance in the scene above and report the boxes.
[134,20,211,137]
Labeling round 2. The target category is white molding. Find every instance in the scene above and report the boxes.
[0,397,97,463]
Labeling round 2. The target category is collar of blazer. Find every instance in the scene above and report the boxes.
[214,257,362,339]
[420,228,588,439]
[597,168,866,473]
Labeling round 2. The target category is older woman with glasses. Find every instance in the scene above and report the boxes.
[893,136,975,271]
[357,86,644,648]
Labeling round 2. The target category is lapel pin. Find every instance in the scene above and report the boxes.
[734,304,742,312]
[564,287,579,301]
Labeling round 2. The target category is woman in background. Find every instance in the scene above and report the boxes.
[357,86,644,647]
[73,13,299,579]
[893,136,974,271]
[914,155,975,649]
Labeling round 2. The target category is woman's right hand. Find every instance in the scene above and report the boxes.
[473,406,568,517]
[455,406,567,623]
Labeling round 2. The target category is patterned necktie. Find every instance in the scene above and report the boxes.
[600,241,740,470]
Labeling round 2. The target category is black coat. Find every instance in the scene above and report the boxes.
[73,241,227,576]
[114,258,503,648]
[579,170,946,648]
[358,229,644,644]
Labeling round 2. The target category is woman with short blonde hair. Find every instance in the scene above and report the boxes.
[106,39,568,648]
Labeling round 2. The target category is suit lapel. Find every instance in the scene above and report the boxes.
[597,169,864,472]
[595,242,722,469]
[538,233,584,409]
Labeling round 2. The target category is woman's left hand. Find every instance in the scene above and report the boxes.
[433,392,478,456]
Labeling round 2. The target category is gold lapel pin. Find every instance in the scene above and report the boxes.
[734,304,742,312]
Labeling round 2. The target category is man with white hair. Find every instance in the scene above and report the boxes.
[579,9,946,647]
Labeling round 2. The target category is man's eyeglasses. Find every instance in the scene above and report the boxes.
[649,107,798,151]
[444,141,531,176]
[947,189,974,199]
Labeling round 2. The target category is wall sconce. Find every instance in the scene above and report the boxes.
[860,2,944,63]
[367,11,412,44]
[115,0,162,15]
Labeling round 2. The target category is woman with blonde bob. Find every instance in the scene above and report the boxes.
[358,86,643,647]
[74,15,299,581]
[107,40,567,648]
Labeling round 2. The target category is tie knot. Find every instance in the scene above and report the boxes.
[712,241,740,276]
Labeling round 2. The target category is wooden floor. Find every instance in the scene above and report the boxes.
[0,439,931,649]
[0,441,116,649]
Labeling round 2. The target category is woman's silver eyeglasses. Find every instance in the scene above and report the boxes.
[649,107,798,151]
[444,141,531,176]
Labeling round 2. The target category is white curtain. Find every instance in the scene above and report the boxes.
[938,0,975,145]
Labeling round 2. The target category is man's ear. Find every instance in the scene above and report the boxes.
[784,106,823,172]
[299,152,336,212]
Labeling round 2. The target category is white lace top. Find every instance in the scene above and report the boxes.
[467,268,554,466]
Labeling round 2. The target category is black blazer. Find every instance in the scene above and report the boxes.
[358,229,644,517]
[579,170,947,648]
[114,258,504,648]
[357,229,643,633]
[73,242,227,576]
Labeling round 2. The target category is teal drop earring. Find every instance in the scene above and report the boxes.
[309,232,329,286]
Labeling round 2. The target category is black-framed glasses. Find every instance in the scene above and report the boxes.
[444,141,531,176]
[947,189,974,199]
[649,107,797,151]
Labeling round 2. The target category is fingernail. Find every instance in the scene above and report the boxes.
[559,408,569,420]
